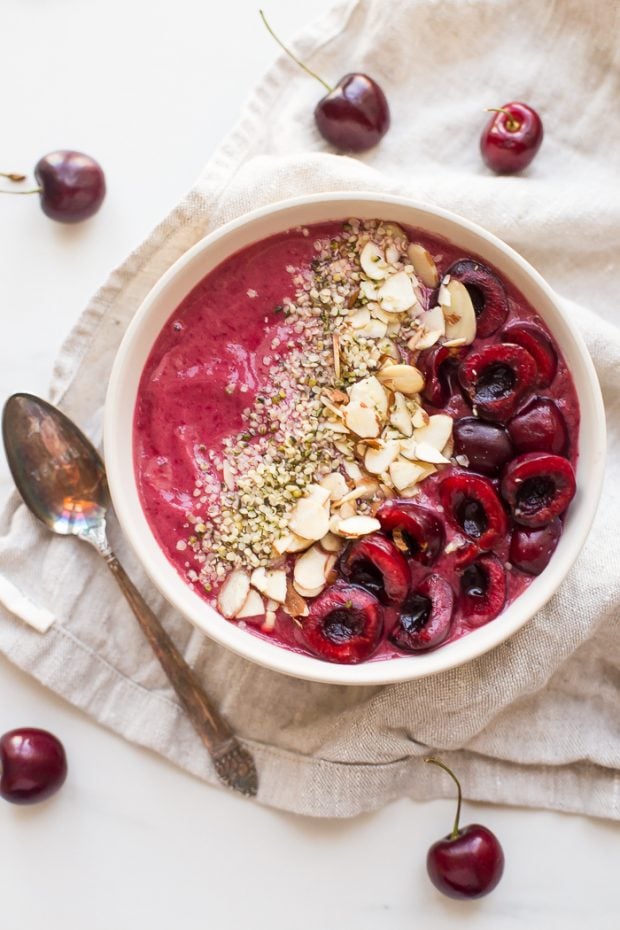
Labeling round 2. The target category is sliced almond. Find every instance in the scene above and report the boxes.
[334,438,354,456]
[381,221,407,241]
[236,588,265,619]
[320,471,349,501]
[377,363,425,395]
[412,405,430,429]
[339,477,380,504]
[440,279,476,345]
[222,461,235,492]
[332,332,341,381]
[377,271,416,313]
[349,375,389,417]
[273,532,314,555]
[294,545,332,592]
[217,570,251,619]
[261,610,277,633]
[413,414,453,452]
[360,241,389,280]
[348,307,371,329]
[358,319,389,339]
[339,500,358,519]
[389,457,428,491]
[319,532,345,553]
[365,439,401,474]
[250,567,287,604]
[343,401,381,439]
[288,497,330,540]
[283,580,309,618]
[407,243,440,287]
[389,391,413,437]
[343,460,363,481]
[293,581,326,598]
[360,279,379,301]
[412,441,451,465]
[333,515,382,538]
[417,305,446,350]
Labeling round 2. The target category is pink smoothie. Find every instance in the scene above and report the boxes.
[134,219,579,662]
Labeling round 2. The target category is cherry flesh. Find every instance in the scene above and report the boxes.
[0,727,67,805]
[390,574,454,652]
[340,533,410,606]
[501,452,576,527]
[376,500,445,566]
[260,11,389,152]
[302,581,383,663]
[425,757,504,899]
[481,102,543,174]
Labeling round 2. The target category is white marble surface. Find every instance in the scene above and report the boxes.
[0,1,617,927]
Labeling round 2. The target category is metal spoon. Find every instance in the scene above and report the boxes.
[2,392,258,797]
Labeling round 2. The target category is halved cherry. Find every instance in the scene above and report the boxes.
[391,574,455,652]
[459,553,506,627]
[508,397,568,456]
[446,259,508,337]
[340,533,410,606]
[376,500,445,566]
[439,471,508,549]
[502,321,557,387]
[453,418,514,476]
[302,581,383,664]
[459,343,537,422]
[501,452,576,527]
[419,345,468,408]
[509,519,562,575]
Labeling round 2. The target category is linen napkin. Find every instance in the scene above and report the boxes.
[1,0,619,819]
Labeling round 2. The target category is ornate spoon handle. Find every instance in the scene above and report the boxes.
[103,549,258,797]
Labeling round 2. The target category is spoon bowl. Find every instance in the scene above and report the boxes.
[2,393,108,540]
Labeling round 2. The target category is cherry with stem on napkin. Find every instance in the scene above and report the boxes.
[259,10,390,152]
[425,757,505,899]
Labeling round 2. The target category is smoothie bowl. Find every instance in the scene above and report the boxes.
[104,194,605,685]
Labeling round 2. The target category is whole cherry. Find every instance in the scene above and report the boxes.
[425,757,505,899]
[0,727,67,805]
[260,11,389,152]
[481,102,543,174]
[0,151,105,223]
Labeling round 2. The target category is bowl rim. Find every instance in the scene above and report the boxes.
[104,191,606,686]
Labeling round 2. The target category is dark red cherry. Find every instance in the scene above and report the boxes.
[453,418,514,476]
[501,452,576,527]
[439,471,508,550]
[510,519,562,575]
[260,12,389,153]
[0,727,67,805]
[459,342,537,423]
[459,553,507,626]
[302,581,383,663]
[446,260,508,336]
[376,500,445,566]
[314,74,390,152]
[340,533,410,605]
[418,345,468,408]
[34,151,106,222]
[502,321,558,387]
[508,397,568,456]
[425,758,504,899]
[391,574,454,652]
[481,102,543,174]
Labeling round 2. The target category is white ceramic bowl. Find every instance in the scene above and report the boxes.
[104,193,605,685]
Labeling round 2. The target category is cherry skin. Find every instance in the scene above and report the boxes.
[425,758,505,899]
[0,727,67,805]
[260,11,389,152]
[314,74,390,152]
[481,102,543,174]
[34,151,106,223]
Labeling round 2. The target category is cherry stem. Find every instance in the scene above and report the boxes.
[485,108,520,132]
[425,757,462,839]
[0,187,42,195]
[259,10,333,94]
[0,171,27,182]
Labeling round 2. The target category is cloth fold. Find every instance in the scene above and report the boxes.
[0,0,619,819]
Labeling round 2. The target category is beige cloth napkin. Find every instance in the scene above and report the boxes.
[1,0,619,819]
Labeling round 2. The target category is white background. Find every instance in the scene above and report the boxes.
[0,1,617,927]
